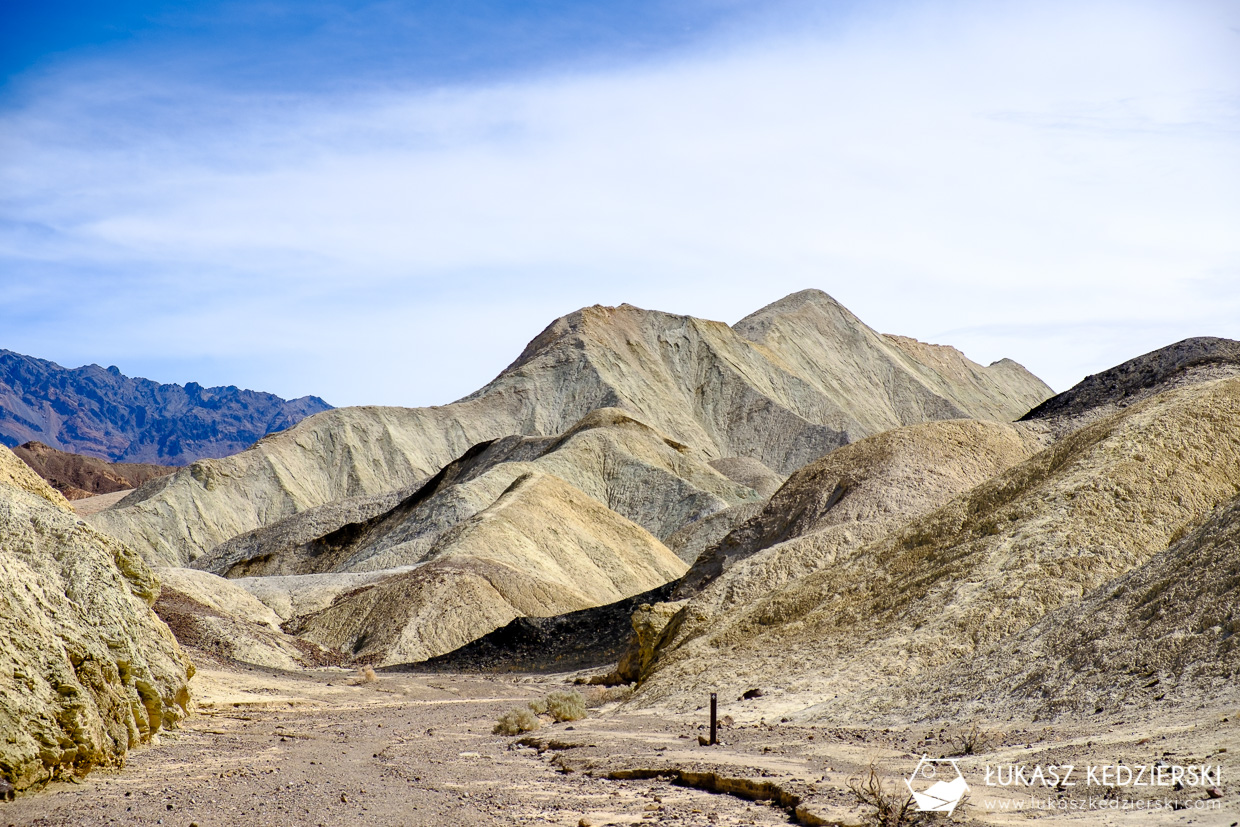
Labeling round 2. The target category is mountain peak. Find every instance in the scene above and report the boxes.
[732,289,856,343]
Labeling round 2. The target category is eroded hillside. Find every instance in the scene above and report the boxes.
[635,373,1240,722]
[0,447,193,792]
[89,291,1050,568]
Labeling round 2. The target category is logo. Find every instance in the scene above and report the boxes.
[906,756,969,815]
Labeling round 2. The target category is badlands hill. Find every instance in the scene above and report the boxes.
[634,366,1240,722]
[1022,335,1240,425]
[0,446,192,792]
[12,441,177,499]
[194,409,760,578]
[190,409,757,665]
[289,471,689,665]
[0,349,331,464]
[90,290,1051,569]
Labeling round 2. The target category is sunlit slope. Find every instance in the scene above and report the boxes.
[637,377,1240,721]
[291,471,688,665]
[0,447,192,791]
[90,290,1050,566]
[675,418,1048,605]
[903,490,1240,719]
[194,409,759,578]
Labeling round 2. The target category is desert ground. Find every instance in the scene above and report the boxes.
[4,660,1235,827]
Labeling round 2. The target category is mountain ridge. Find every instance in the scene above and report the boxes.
[89,291,1051,567]
[0,349,331,464]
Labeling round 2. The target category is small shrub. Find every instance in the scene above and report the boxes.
[950,722,994,756]
[545,690,587,722]
[528,697,549,715]
[848,764,927,827]
[360,666,377,683]
[494,706,540,735]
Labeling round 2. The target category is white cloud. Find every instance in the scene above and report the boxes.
[2,0,1237,404]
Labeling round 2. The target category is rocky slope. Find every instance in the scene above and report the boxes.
[0,349,330,464]
[90,291,1051,567]
[634,375,1240,721]
[12,441,177,499]
[152,569,335,671]
[406,583,679,674]
[289,471,688,665]
[902,490,1240,720]
[673,418,1049,602]
[0,446,193,792]
[1021,336,1240,426]
[194,409,761,578]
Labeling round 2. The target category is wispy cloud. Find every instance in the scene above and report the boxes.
[2,0,1237,404]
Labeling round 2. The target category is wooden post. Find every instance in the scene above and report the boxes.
[709,692,717,745]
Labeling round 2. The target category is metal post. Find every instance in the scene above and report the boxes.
[709,692,717,745]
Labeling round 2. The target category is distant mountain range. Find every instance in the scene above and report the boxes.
[0,350,331,465]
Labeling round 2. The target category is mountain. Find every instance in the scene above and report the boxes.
[0,446,192,792]
[673,417,1049,603]
[633,372,1240,721]
[11,441,177,499]
[89,290,1052,568]
[193,408,761,578]
[0,350,332,464]
[187,407,763,665]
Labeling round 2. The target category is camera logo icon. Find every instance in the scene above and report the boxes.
[905,756,969,815]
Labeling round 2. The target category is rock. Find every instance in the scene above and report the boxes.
[151,569,333,670]
[741,688,763,700]
[155,568,284,629]
[665,502,767,566]
[612,601,688,683]
[1207,787,1223,799]
[0,446,193,793]
[415,582,678,674]
[1021,336,1240,427]
[0,445,71,509]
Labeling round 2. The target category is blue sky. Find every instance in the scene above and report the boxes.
[2,0,1238,406]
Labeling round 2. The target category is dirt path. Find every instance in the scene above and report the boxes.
[2,664,797,827]
[3,662,1236,826]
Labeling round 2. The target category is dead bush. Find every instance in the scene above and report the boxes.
[584,684,633,708]
[950,722,994,756]
[493,706,540,735]
[349,665,378,686]
[848,764,928,827]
